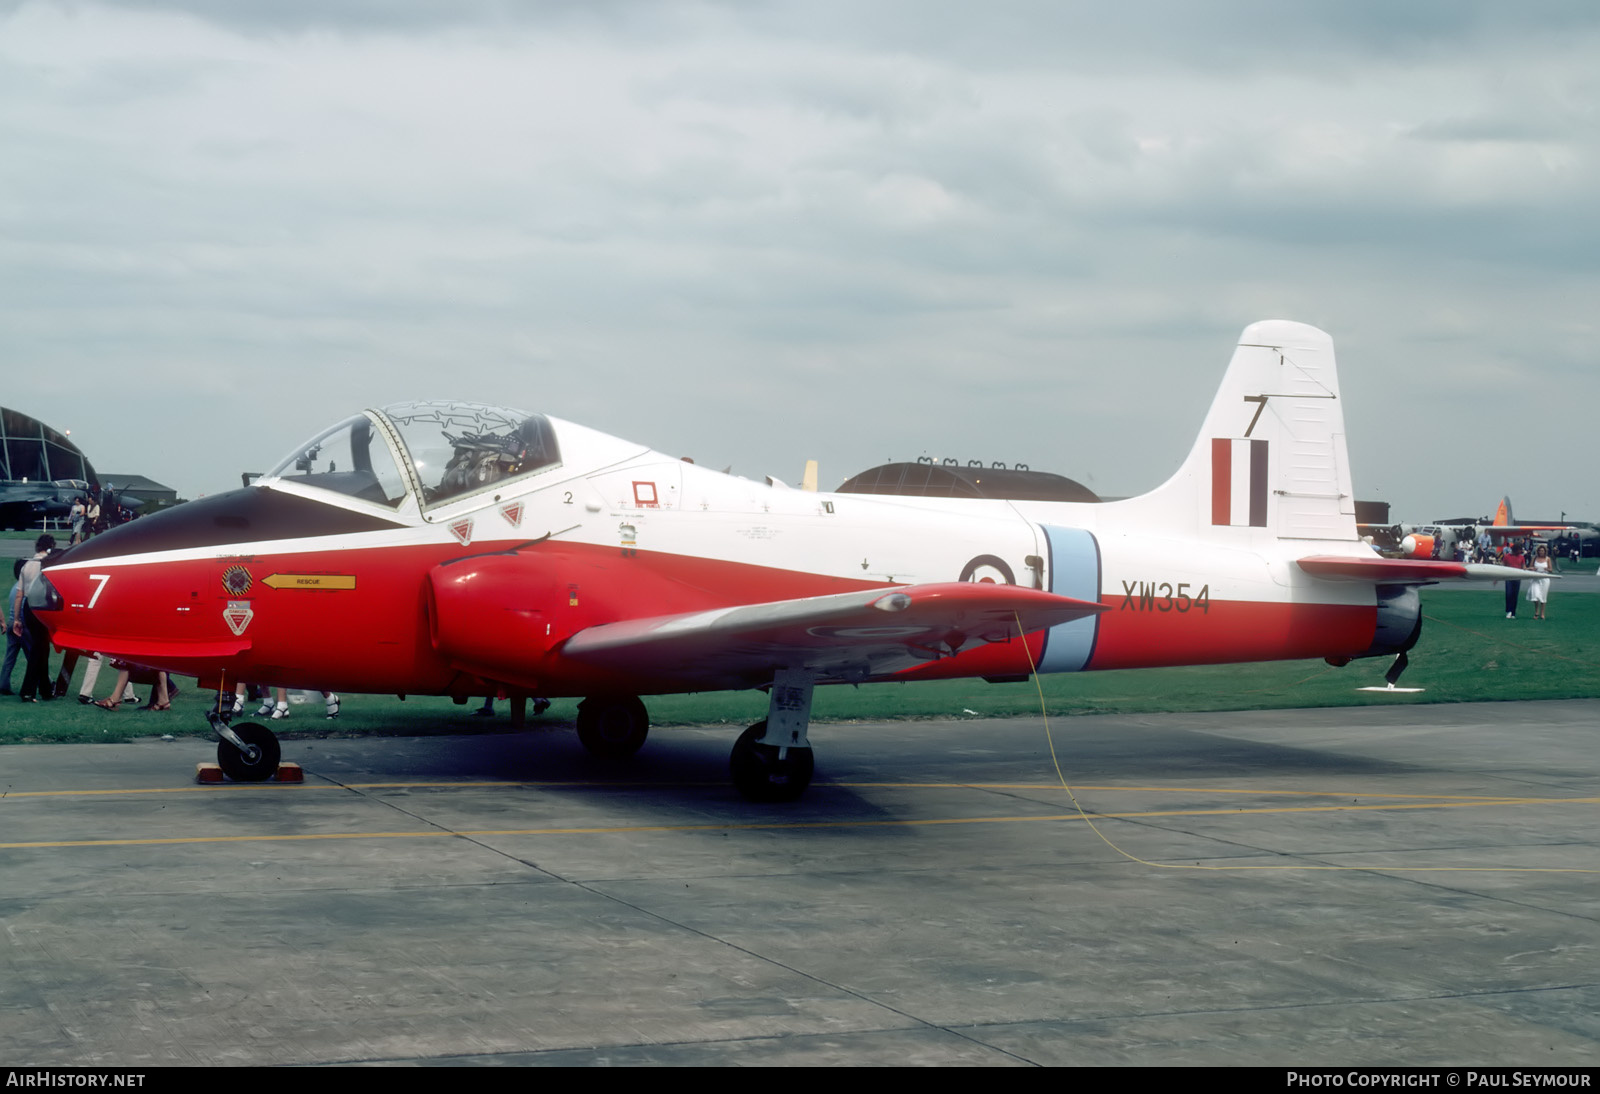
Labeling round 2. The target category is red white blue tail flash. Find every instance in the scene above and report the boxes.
[1211,438,1269,528]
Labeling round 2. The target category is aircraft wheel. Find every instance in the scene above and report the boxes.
[576,696,650,759]
[730,721,813,803]
[216,722,281,782]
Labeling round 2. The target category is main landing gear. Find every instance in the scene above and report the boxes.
[208,705,281,782]
[730,668,816,803]
[576,670,819,802]
[730,720,814,803]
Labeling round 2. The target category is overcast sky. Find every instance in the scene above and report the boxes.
[3,1,1597,523]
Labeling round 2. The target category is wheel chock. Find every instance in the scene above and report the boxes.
[196,761,303,783]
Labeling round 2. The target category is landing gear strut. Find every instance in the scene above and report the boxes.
[1385,650,1409,687]
[575,695,650,759]
[730,668,816,802]
[1356,649,1425,694]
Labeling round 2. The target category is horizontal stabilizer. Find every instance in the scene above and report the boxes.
[561,582,1105,689]
[1464,562,1561,581]
[1482,525,1567,537]
[1297,556,1557,584]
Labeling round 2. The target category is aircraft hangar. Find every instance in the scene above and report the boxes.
[0,407,100,530]
[0,407,97,484]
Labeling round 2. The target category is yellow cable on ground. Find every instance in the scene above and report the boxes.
[1012,613,1600,875]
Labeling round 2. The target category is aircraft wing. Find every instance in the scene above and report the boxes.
[559,582,1105,690]
[1481,525,1568,537]
[0,483,57,505]
[1297,556,1554,584]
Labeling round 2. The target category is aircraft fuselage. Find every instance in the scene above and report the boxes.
[38,447,1379,699]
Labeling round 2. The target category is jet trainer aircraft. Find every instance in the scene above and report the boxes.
[29,321,1531,800]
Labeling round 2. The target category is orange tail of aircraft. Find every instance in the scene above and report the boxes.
[1483,496,1569,538]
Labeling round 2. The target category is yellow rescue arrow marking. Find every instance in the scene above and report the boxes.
[261,573,357,590]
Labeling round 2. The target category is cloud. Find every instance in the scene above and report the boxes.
[0,1,1597,520]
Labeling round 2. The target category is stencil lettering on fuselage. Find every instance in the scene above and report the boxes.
[1038,526,1101,673]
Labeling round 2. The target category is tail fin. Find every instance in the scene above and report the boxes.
[1120,320,1357,543]
[1492,496,1513,527]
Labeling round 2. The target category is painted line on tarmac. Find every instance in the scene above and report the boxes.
[841,784,1543,801]
[0,781,694,799]
[0,780,1562,801]
[1,795,1594,851]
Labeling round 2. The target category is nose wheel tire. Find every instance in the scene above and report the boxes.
[216,722,281,782]
[730,721,814,803]
[575,696,650,759]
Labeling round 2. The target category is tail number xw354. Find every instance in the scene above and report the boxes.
[1120,580,1208,614]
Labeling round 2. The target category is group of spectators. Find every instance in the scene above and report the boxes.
[4,485,159,704]
[4,536,57,702]
[66,483,134,545]
[1484,538,1559,621]
[3,534,154,706]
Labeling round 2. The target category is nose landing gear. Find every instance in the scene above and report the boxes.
[208,704,282,782]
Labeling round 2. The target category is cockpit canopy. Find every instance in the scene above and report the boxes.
[264,414,408,507]
[384,401,561,506]
[262,401,562,510]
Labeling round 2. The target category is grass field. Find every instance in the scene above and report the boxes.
[4,587,1596,747]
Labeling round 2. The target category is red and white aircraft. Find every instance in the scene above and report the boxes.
[29,321,1529,799]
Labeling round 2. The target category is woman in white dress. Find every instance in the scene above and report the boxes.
[1527,544,1553,620]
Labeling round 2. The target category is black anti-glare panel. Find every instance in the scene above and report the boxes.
[57,487,405,564]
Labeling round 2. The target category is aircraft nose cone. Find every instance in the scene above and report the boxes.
[27,572,63,614]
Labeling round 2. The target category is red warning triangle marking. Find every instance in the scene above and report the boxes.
[223,604,254,636]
